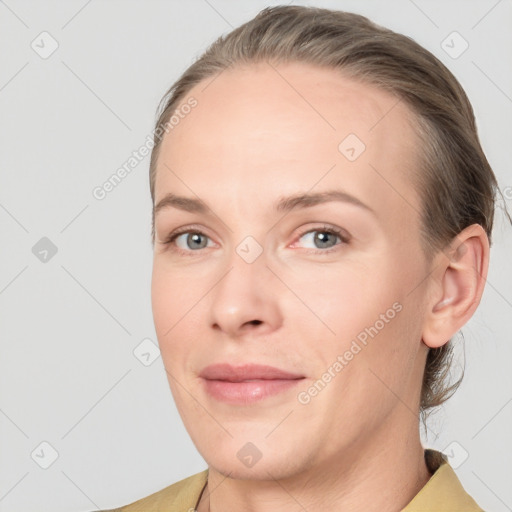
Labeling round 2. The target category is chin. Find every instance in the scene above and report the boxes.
[206,457,300,481]
[198,438,312,482]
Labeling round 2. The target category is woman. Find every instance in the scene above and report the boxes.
[104,5,501,511]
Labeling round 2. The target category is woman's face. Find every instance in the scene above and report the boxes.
[151,62,432,479]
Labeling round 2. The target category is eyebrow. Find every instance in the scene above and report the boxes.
[154,189,376,217]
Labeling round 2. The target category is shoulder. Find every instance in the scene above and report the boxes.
[97,469,208,512]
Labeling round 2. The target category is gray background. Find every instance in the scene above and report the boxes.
[1,0,511,511]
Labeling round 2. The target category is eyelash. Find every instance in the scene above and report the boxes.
[160,223,350,257]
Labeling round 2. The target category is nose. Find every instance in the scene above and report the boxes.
[208,246,283,339]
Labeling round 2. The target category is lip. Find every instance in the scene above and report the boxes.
[200,363,304,381]
[200,363,305,404]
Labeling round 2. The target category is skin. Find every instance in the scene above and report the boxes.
[150,61,489,512]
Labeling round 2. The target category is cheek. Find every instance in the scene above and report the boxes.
[312,307,418,421]
[151,269,194,410]
[151,263,213,380]
[296,256,416,380]
[322,284,425,414]
[151,267,173,335]
[289,258,393,341]
[150,265,190,360]
[151,263,198,331]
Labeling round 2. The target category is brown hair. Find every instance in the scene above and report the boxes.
[148,5,502,420]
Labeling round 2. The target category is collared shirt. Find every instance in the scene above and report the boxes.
[101,449,484,511]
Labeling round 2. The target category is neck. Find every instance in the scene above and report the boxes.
[198,409,431,512]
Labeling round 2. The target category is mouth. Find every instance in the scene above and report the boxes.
[199,363,305,404]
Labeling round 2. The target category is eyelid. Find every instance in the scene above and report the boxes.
[159,222,351,255]
[294,223,351,243]
[159,223,215,246]
[289,224,351,253]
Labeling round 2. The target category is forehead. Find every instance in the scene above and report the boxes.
[155,61,421,227]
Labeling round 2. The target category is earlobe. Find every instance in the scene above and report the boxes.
[422,224,489,349]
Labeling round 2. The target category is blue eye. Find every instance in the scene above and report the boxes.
[164,230,213,253]
[160,224,350,256]
[294,226,349,253]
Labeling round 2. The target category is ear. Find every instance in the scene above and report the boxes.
[422,224,490,349]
